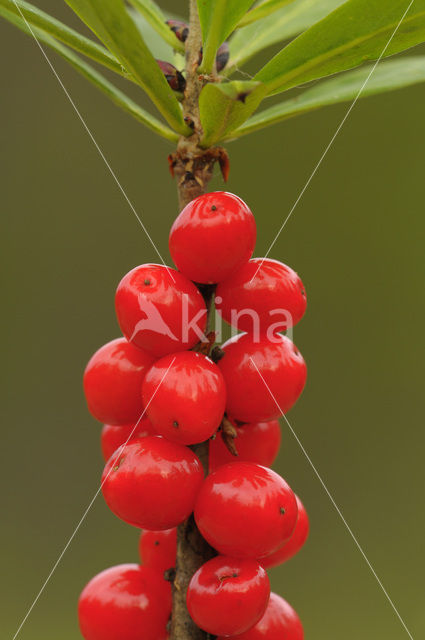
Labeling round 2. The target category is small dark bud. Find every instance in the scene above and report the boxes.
[197,42,229,72]
[164,568,176,582]
[237,92,249,103]
[216,42,230,72]
[166,20,189,43]
[211,345,225,363]
[184,115,195,129]
[156,60,186,92]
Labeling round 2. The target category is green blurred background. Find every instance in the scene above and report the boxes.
[1,2,424,638]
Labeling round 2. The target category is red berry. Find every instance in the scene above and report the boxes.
[142,352,226,445]
[218,333,306,422]
[261,495,309,569]
[115,264,207,357]
[216,258,307,334]
[169,192,256,284]
[78,564,171,640]
[100,417,155,462]
[187,556,270,636]
[210,420,281,472]
[139,528,177,573]
[217,592,304,640]
[194,462,298,558]
[101,436,204,529]
[83,338,155,425]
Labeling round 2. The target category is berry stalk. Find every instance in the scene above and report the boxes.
[169,4,217,637]
[169,284,216,640]
[168,287,217,640]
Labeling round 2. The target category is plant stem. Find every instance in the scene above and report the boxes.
[169,217,216,640]
[169,4,218,638]
[170,0,220,211]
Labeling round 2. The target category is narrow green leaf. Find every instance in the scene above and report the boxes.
[0,5,178,143]
[256,0,425,95]
[229,0,345,70]
[199,80,267,147]
[237,0,297,28]
[127,0,185,53]
[231,56,425,138]
[0,0,123,76]
[198,0,254,72]
[129,7,174,61]
[65,0,189,135]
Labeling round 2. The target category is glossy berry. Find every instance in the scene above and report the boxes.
[218,333,307,422]
[78,564,171,640]
[195,462,298,558]
[139,528,177,573]
[102,436,204,530]
[217,592,304,640]
[142,352,226,445]
[100,417,155,462]
[169,192,256,284]
[261,495,309,569]
[83,338,154,425]
[115,264,207,358]
[210,420,281,472]
[216,258,307,334]
[187,556,270,636]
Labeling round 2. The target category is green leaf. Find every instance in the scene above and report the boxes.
[231,56,425,138]
[0,5,179,142]
[198,0,254,72]
[255,0,425,95]
[65,0,189,134]
[237,0,297,28]
[199,80,267,146]
[0,0,123,76]
[129,7,174,61]
[129,8,187,69]
[229,0,345,70]
[127,0,185,53]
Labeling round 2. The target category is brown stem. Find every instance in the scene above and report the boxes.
[170,176,217,640]
[169,4,218,639]
[169,260,217,640]
[168,0,229,212]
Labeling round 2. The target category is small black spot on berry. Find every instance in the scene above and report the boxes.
[173,420,179,428]
[154,540,160,546]
[280,507,286,515]
[144,279,151,286]
[211,204,217,211]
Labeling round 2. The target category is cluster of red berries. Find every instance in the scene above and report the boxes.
[79,192,308,639]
